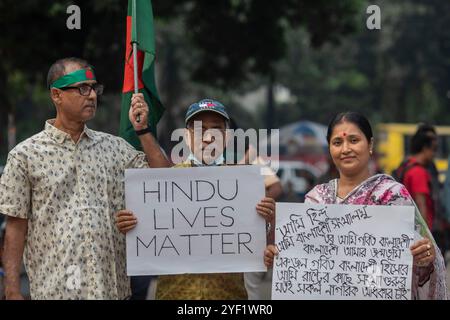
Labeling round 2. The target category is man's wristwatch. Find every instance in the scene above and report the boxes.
[135,127,152,136]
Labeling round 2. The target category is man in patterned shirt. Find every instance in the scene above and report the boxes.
[0,57,171,299]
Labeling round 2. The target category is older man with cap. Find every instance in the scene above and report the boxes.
[0,57,171,300]
[116,98,275,299]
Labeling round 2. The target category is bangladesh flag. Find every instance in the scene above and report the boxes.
[120,0,164,150]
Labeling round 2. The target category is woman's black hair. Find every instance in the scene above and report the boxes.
[326,112,373,143]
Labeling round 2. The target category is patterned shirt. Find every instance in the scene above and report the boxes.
[0,120,148,299]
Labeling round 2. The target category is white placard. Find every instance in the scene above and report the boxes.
[272,203,415,300]
[125,165,267,275]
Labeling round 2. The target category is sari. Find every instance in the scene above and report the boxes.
[305,173,448,300]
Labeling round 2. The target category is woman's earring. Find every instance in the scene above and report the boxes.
[370,150,373,156]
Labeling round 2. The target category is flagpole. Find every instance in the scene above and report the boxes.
[133,42,140,123]
[132,0,141,123]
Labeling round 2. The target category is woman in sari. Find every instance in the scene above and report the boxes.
[264,112,447,299]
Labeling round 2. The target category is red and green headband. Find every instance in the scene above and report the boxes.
[50,67,96,89]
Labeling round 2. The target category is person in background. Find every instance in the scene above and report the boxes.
[264,112,448,299]
[417,124,450,265]
[227,118,283,201]
[393,124,450,260]
[401,130,438,229]
[416,125,441,226]
[227,118,282,300]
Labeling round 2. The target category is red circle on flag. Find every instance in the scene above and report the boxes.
[85,69,94,80]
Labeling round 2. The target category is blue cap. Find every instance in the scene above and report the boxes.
[185,99,230,125]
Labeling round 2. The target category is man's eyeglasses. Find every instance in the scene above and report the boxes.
[60,84,104,96]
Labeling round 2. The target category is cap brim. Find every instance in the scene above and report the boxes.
[185,109,230,124]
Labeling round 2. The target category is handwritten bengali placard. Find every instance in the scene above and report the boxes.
[272,203,415,300]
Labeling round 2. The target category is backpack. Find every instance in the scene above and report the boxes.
[391,158,420,184]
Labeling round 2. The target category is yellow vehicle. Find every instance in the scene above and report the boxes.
[376,123,450,183]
